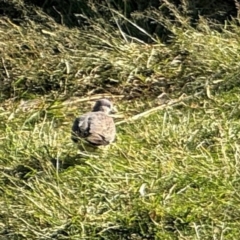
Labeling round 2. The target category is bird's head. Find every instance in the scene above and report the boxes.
[92,99,117,114]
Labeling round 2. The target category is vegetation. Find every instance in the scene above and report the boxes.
[1,0,240,239]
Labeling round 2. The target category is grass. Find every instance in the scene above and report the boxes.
[2,91,240,239]
[1,1,240,239]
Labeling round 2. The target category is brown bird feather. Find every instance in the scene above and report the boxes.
[71,99,116,147]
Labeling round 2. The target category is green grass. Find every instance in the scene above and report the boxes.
[1,92,240,239]
[1,1,240,239]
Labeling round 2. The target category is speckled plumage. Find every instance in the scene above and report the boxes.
[71,99,116,147]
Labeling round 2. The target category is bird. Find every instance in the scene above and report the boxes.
[71,99,116,151]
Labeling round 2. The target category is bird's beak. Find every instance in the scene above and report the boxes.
[110,106,118,114]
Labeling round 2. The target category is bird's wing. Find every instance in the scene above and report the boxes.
[87,113,116,145]
[71,113,90,142]
[72,112,116,146]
